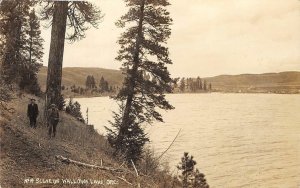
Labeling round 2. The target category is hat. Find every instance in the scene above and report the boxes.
[30,98,36,101]
[50,104,56,107]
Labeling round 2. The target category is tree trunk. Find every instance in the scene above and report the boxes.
[46,1,68,108]
[121,0,145,128]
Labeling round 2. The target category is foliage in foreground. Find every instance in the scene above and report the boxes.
[177,152,209,188]
[65,98,84,122]
[106,103,149,163]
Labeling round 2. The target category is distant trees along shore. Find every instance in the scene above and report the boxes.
[175,77,212,93]
[61,75,118,95]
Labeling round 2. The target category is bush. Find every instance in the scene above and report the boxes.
[105,108,149,164]
[65,97,84,123]
[0,77,13,111]
[177,152,209,188]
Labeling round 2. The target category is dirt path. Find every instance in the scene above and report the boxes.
[0,98,127,188]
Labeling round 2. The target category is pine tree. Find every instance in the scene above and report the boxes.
[173,77,180,89]
[186,78,192,91]
[180,77,185,92]
[197,76,202,90]
[177,152,196,187]
[0,0,33,84]
[99,76,106,92]
[41,1,102,107]
[19,9,43,94]
[194,169,209,188]
[104,80,109,92]
[85,75,91,89]
[203,80,207,91]
[66,97,84,121]
[106,0,174,163]
[177,152,209,188]
[91,75,96,88]
[0,0,42,95]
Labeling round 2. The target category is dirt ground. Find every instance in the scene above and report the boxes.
[0,95,178,188]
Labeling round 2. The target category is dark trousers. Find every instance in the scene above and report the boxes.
[48,121,58,137]
[29,116,37,128]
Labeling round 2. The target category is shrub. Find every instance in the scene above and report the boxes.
[65,97,84,123]
[177,152,209,188]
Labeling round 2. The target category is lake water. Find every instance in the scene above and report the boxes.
[76,94,300,188]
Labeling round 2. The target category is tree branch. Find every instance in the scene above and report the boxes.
[157,128,181,160]
[55,155,127,173]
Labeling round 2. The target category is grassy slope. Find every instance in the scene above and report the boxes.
[205,71,300,92]
[38,67,124,91]
[38,67,300,93]
[0,94,178,188]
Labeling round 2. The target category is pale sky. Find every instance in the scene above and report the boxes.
[41,0,300,77]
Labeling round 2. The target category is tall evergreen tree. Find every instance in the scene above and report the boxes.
[41,1,102,107]
[0,0,42,95]
[200,79,203,90]
[90,75,96,88]
[203,80,207,91]
[19,9,44,94]
[179,77,185,92]
[191,80,198,92]
[106,0,174,163]
[99,76,106,92]
[0,0,33,84]
[186,78,192,91]
[85,75,91,89]
[197,76,202,90]
[173,77,180,88]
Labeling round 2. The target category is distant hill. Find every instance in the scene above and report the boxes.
[38,67,300,94]
[38,66,124,91]
[205,71,300,93]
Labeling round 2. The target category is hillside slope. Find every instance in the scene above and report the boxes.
[205,71,300,93]
[38,67,124,91]
[38,67,300,94]
[0,94,178,188]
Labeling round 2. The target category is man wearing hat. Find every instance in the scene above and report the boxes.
[47,104,60,138]
[27,98,39,128]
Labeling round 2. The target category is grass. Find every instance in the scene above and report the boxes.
[38,66,124,91]
[0,93,181,188]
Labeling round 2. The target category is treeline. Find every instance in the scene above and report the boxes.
[85,75,117,93]
[173,77,212,93]
[60,75,119,95]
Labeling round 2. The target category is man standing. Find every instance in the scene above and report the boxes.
[47,104,59,138]
[27,98,39,128]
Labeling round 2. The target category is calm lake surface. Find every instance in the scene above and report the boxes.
[76,94,300,188]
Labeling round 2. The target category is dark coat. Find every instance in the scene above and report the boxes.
[47,107,59,125]
[27,104,39,118]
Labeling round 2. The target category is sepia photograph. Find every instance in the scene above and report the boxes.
[0,0,299,187]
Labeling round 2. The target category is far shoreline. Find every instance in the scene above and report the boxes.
[67,91,300,99]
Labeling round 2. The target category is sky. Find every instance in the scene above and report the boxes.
[41,0,300,77]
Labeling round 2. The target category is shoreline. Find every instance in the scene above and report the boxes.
[67,91,300,99]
